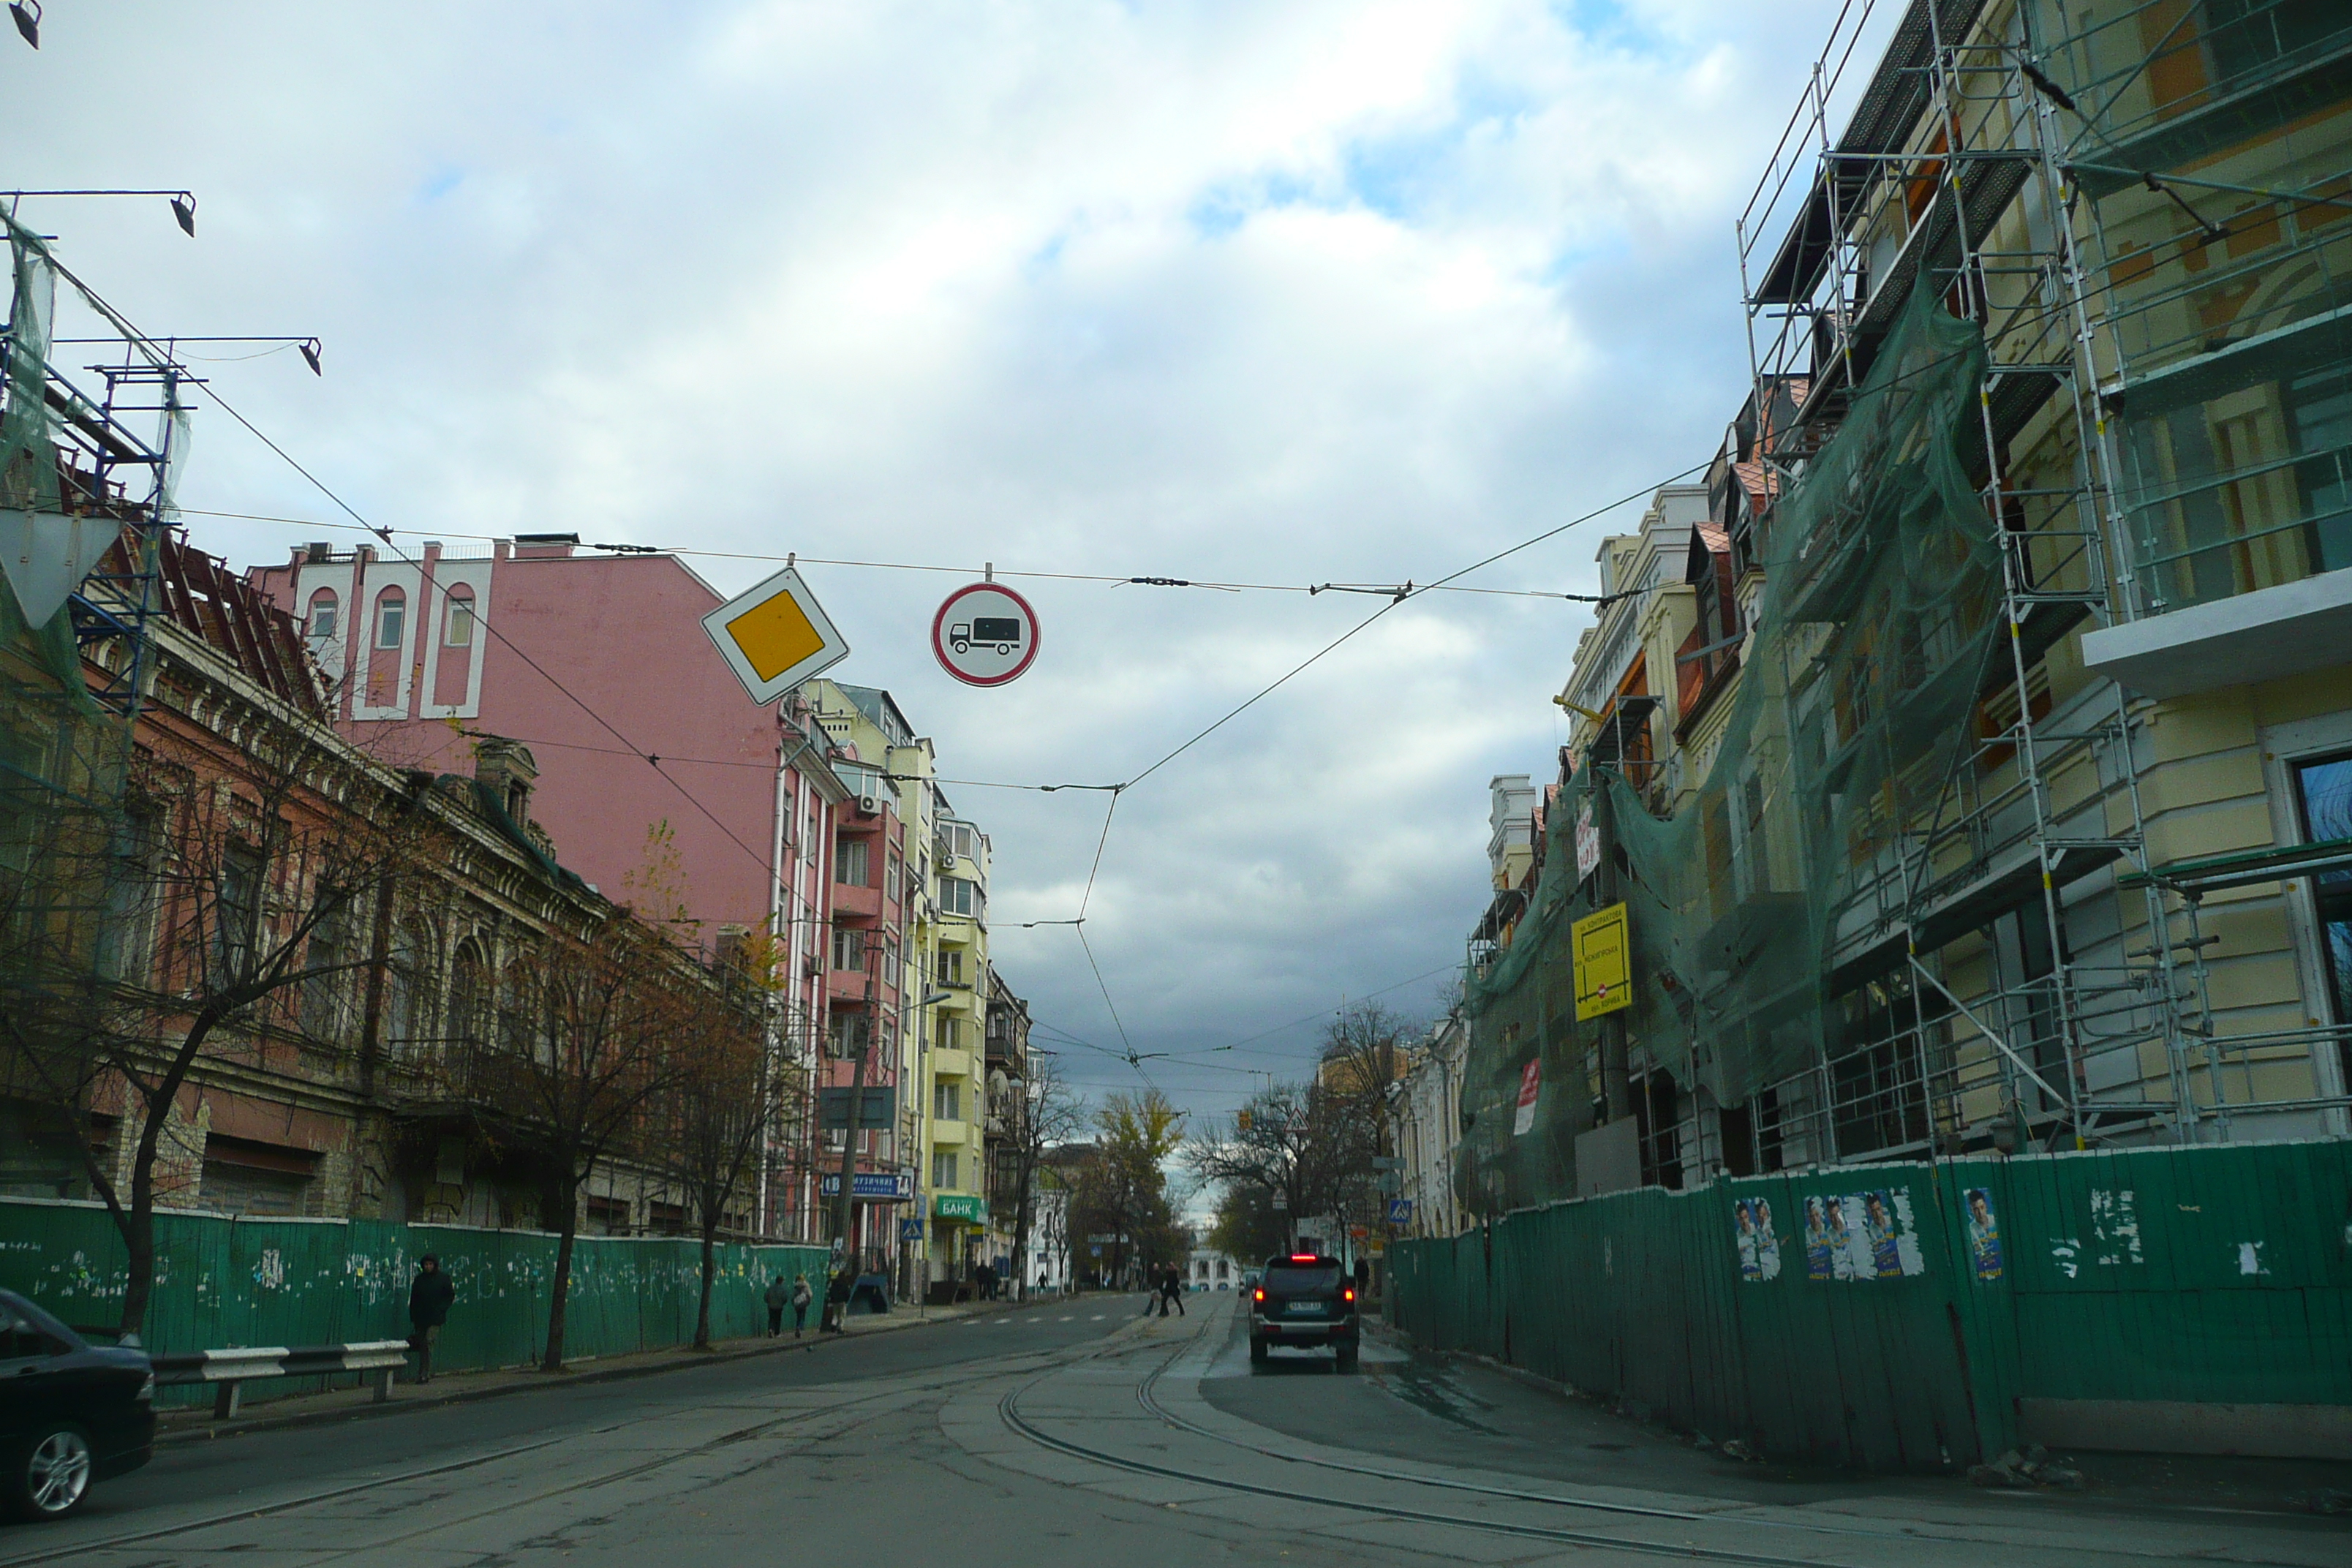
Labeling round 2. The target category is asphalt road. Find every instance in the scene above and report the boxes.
[4,1292,2342,1568]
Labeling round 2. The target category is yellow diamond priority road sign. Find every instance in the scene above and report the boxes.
[701,565,850,705]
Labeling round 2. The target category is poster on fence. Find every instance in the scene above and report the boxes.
[1733,1198,1781,1282]
[1965,1188,2004,1281]
[1791,1188,1924,1281]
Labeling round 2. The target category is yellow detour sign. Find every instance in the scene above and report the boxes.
[701,565,850,705]
[1573,902,1632,1021]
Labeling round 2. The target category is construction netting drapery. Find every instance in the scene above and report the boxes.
[0,213,165,1186]
[1455,287,2004,1215]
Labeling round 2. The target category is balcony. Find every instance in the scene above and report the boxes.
[832,883,881,919]
[826,969,869,1004]
[2084,566,2352,699]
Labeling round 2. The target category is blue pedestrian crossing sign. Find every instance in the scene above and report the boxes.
[1387,1199,1414,1225]
[899,1216,925,1241]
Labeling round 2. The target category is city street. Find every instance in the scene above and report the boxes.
[5,1293,2341,1568]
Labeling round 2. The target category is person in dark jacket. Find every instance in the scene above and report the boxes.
[764,1274,790,1337]
[790,1273,813,1337]
[1156,1263,1185,1317]
[408,1255,456,1383]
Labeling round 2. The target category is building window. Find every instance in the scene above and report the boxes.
[933,1081,961,1121]
[386,924,430,1055]
[2294,752,2352,1040]
[214,843,264,979]
[932,1150,958,1190]
[836,836,870,887]
[940,875,980,918]
[832,926,864,972]
[305,590,339,643]
[443,590,475,647]
[374,589,406,649]
[942,948,965,985]
[96,806,159,986]
[300,898,350,1039]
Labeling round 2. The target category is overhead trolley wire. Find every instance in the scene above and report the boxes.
[169,507,1633,605]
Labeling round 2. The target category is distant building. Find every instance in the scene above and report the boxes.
[1390,1013,1469,1240]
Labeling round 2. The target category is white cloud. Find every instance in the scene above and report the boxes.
[12,0,1850,1109]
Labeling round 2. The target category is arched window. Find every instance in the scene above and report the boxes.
[447,940,486,1051]
[374,588,406,649]
[442,587,475,647]
[306,589,339,643]
[386,924,431,1054]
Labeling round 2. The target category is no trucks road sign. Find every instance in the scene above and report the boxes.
[932,581,1040,687]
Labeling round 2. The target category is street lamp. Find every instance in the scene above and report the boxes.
[2,188,198,236]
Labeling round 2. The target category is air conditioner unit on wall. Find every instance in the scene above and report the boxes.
[858,791,882,815]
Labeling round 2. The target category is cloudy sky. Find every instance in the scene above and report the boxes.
[13,0,1878,1117]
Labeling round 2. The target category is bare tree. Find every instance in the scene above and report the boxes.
[997,1052,1083,1300]
[1189,1003,1411,1261]
[431,914,692,1371]
[0,720,429,1338]
[660,927,792,1350]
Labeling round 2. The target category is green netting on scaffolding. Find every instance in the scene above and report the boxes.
[0,215,146,1105]
[2027,0,2352,613]
[1454,287,2004,1215]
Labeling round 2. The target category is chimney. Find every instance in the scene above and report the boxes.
[472,736,540,827]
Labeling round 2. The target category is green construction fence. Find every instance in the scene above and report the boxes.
[1387,1139,2352,1470]
[0,1197,829,1407]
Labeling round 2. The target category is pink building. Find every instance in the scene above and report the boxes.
[249,535,902,1245]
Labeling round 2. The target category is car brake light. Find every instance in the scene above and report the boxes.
[1343,1288,1355,1303]
[1289,1253,1316,1262]
[1252,1288,1264,1302]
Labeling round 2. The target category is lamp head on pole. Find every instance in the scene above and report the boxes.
[9,1,39,49]
[169,192,196,237]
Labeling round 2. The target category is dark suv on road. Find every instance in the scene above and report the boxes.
[0,1289,154,1521]
[1248,1254,1358,1372]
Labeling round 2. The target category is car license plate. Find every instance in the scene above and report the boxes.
[1287,1303,1322,1317]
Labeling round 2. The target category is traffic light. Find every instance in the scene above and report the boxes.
[1236,1109,1252,1132]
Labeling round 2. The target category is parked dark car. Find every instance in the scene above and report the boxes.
[0,1289,154,1521]
[1248,1253,1359,1371]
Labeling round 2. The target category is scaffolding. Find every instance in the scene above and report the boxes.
[1452,0,2351,1213]
[0,211,190,1190]
[1727,0,2201,1169]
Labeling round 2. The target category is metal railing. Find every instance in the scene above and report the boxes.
[151,1338,413,1419]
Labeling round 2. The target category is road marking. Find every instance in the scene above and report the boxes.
[1090,1314,1104,1321]
[1058,1315,1073,1322]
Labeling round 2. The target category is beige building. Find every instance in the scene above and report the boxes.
[1459,0,2351,1210]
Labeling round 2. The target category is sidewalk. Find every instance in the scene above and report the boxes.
[155,1291,1096,1448]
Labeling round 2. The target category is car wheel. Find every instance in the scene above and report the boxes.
[1249,1337,1268,1366]
[1335,1345,1358,1373]
[9,1425,94,1520]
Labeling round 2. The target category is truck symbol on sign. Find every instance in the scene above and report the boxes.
[950,616,1023,655]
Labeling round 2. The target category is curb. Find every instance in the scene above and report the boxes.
[154,1295,1088,1447]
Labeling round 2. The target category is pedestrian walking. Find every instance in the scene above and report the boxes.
[1353,1255,1371,1300]
[823,1267,851,1333]
[407,1254,455,1384]
[790,1273,813,1337]
[1157,1263,1185,1317]
[764,1274,790,1338]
